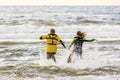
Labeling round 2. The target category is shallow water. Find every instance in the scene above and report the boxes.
[0,6,120,80]
[0,41,120,80]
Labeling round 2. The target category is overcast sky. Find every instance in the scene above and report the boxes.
[0,0,119,6]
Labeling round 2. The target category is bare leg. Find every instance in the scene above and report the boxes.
[52,55,56,63]
[47,53,51,59]
[79,48,82,58]
[67,53,74,63]
[47,53,56,63]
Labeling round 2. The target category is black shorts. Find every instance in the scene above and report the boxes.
[46,52,56,59]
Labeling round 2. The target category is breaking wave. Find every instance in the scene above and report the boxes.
[0,65,119,77]
[0,38,120,45]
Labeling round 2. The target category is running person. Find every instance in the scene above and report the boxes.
[67,31,95,63]
[40,28,66,63]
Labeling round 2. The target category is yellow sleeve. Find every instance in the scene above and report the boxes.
[56,35,61,42]
[41,34,48,39]
[68,38,77,48]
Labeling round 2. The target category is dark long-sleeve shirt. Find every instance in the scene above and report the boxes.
[68,36,95,49]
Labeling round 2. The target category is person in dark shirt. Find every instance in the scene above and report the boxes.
[67,31,95,63]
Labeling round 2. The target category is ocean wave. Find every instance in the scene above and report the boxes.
[0,19,119,26]
[0,38,120,45]
[75,20,105,24]
[96,38,120,44]
[0,39,41,45]
[74,19,120,25]
[32,20,55,26]
[0,16,119,26]
[0,65,119,77]
[0,20,24,26]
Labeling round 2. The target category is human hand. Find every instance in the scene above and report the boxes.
[92,39,95,41]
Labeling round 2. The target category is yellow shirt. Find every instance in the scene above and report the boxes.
[41,34,61,53]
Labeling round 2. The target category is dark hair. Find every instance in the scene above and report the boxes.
[50,28,55,34]
[80,32,86,38]
[76,31,81,36]
[76,31,86,38]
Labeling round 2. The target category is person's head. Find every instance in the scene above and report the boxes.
[80,32,86,38]
[76,31,81,36]
[50,28,55,34]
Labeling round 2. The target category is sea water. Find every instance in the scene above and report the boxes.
[0,6,120,80]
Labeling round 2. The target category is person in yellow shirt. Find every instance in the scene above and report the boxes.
[40,28,66,62]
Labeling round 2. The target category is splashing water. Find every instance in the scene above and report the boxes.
[0,6,120,80]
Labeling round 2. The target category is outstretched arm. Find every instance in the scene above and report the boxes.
[83,39,95,42]
[60,40,66,49]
